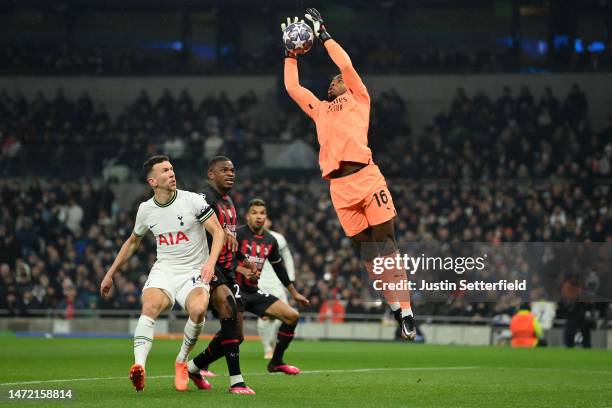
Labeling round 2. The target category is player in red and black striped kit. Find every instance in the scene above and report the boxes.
[235,198,310,374]
[191,197,309,376]
[187,156,256,395]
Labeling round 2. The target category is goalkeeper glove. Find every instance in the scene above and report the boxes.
[281,16,302,59]
[305,8,331,43]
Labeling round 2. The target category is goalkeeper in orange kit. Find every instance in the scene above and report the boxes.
[282,8,416,340]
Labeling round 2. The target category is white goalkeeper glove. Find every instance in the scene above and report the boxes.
[281,16,304,58]
[305,8,331,42]
[280,16,303,32]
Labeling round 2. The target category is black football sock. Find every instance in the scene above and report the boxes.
[219,318,245,387]
[192,331,224,371]
[270,323,296,366]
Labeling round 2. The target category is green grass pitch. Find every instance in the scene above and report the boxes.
[1,336,611,407]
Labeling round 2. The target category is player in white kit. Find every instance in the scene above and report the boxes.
[256,218,296,359]
[100,155,225,392]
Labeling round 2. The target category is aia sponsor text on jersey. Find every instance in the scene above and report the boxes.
[158,231,190,246]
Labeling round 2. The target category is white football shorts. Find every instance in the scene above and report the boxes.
[143,263,210,310]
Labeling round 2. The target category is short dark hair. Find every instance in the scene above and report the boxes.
[248,198,266,209]
[207,156,232,171]
[142,155,170,180]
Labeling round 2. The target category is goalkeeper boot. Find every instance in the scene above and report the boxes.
[401,315,417,341]
[393,309,402,325]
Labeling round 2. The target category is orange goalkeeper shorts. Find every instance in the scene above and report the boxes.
[329,164,397,237]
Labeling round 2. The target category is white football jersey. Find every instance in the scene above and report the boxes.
[133,189,215,269]
[258,230,295,288]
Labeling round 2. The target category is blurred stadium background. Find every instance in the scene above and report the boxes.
[1,0,611,359]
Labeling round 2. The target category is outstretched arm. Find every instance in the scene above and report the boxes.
[282,17,321,118]
[100,233,143,299]
[270,259,309,307]
[306,8,367,95]
[284,58,321,118]
[101,205,148,298]
[324,40,367,95]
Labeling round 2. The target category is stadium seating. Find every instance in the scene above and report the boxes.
[1,85,609,326]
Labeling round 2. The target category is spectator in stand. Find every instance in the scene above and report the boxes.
[318,295,346,323]
[345,296,368,321]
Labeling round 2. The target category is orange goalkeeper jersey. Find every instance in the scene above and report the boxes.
[284,40,373,179]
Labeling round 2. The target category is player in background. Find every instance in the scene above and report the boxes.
[282,8,416,340]
[100,155,225,392]
[188,156,256,395]
[191,199,309,375]
[257,218,296,359]
[236,199,309,374]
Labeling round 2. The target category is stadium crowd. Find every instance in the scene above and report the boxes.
[2,39,611,76]
[0,42,186,76]
[0,87,266,178]
[376,84,611,181]
[3,82,610,183]
[1,85,610,325]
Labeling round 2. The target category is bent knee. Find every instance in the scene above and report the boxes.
[189,304,207,320]
[142,301,165,318]
[217,303,234,319]
[285,308,299,325]
[213,295,236,319]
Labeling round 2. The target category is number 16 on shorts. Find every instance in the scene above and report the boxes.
[372,189,390,207]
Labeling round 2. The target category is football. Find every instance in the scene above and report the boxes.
[282,21,314,55]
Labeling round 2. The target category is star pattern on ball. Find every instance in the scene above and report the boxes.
[293,38,305,49]
[282,22,314,54]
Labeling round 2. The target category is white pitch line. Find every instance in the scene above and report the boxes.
[294,366,479,375]
[0,376,134,386]
[0,366,478,387]
[3,365,611,386]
